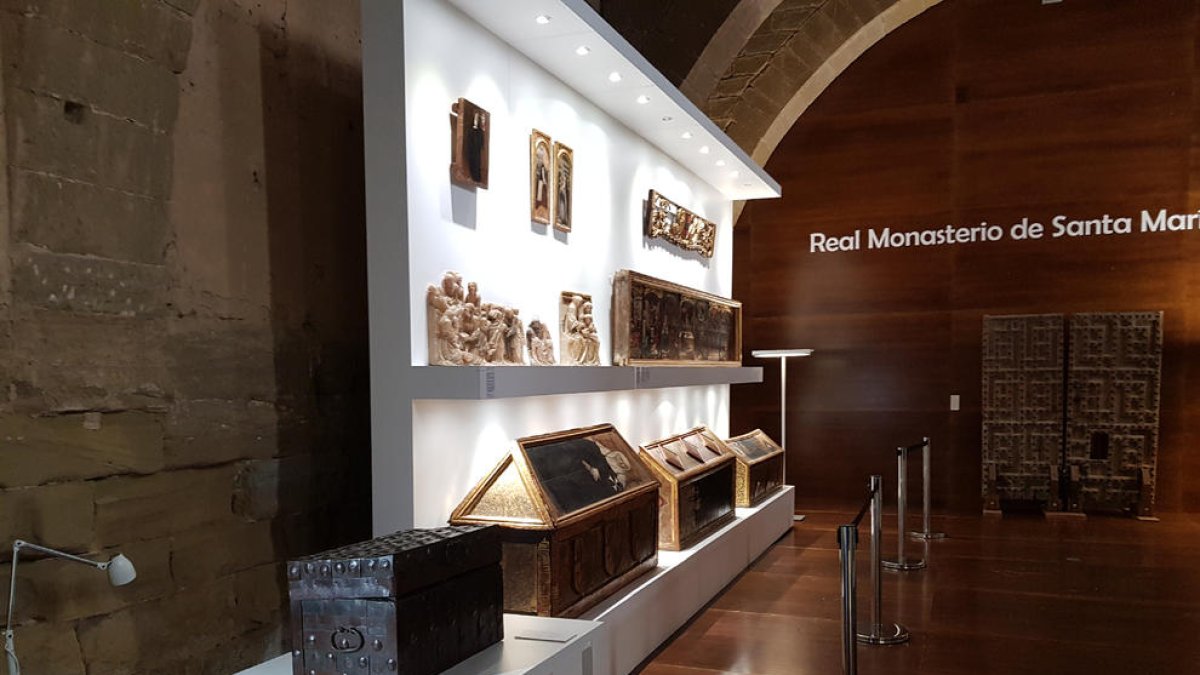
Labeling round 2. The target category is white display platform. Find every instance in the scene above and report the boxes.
[410,365,763,400]
[234,614,608,675]
[581,486,795,675]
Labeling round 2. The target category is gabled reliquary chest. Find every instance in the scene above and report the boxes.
[640,426,737,550]
[724,429,787,507]
[450,423,660,618]
[286,525,503,675]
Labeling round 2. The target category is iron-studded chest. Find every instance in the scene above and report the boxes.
[287,525,503,675]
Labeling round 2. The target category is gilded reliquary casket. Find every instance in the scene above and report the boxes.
[612,270,742,366]
[450,423,660,618]
[639,426,737,550]
[724,429,786,507]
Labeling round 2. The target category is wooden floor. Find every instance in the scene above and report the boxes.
[639,510,1200,674]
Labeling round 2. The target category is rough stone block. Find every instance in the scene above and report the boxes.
[12,244,168,317]
[8,88,173,198]
[769,5,820,32]
[166,319,276,401]
[796,10,847,57]
[9,308,168,412]
[11,170,169,264]
[0,482,94,551]
[165,399,277,469]
[0,619,86,675]
[170,520,277,589]
[0,412,165,488]
[76,571,275,674]
[161,0,201,15]
[742,29,795,56]
[704,96,739,120]
[729,53,770,77]
[1,15,180,130]
[1,0,194,73]
[6,537,172,623]
[233,455,333,521]
[94,466,236,544]
[749,60,807,109]
[712,74,753,99]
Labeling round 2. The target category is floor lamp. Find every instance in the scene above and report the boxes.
[751,348,814,522]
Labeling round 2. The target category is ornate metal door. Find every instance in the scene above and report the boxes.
[981,315,1065,510]
[1065,312,1162,516]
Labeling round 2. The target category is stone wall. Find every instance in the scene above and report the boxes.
[0,1,369,673]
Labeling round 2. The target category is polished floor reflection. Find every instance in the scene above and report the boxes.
[639,510,1200,674]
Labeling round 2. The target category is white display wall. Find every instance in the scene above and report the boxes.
[364,0,773,532]
[405,0,733,367]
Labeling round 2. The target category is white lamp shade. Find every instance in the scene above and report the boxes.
[106,554,137,586]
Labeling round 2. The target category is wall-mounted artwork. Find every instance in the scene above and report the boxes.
[560,292,600,366]
[553,142,573,232]
[449,98,490,189]
[526,319,557,366]
[612,270,741,366]
[530,130,552,224]
[426,271,526,366]
[645,190,716,258]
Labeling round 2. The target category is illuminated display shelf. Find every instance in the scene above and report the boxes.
[409,365,764,400]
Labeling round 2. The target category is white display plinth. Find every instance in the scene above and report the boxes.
[234,614,607,675]
[582,485,795,675]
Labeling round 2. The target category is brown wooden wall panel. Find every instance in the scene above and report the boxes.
[734,0,1200,513]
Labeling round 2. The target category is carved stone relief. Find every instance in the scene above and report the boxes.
[559,292,600,366]
[427,271,526,366]
[526,319,557,366]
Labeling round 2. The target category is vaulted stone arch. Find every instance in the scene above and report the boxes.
[683,0,943,165]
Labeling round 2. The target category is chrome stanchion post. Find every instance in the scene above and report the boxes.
[909,437,946,540]
[858,475,910,645]
[883,447,926,571]
[838,523,858,675]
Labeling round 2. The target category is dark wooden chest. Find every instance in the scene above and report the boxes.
[724,429,787,507]
[450,423,660,617]
[286,525,503,675]
[640,426,737,550]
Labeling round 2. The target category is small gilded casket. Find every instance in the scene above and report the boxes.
[724,429,787,507]
[286,526,503,675]
[450,423,660,618]
[640,426,737,550]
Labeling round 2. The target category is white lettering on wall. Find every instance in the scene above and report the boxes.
[806,210,1200,254]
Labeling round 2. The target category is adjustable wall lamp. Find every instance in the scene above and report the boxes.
[4,540,137,675]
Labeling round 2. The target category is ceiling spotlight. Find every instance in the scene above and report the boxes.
[535,15,551,24]
[636,95,650,105]
[699,145,710,154]
[730,170,740,178]
[575,45,591,56]
[715,160,726,167]
[608,71,622,83]
[661,116,673,122]
[681,131,693,140]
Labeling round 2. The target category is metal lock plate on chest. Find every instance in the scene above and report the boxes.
[299,599,396,674]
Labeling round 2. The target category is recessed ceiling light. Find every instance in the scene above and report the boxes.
[636,95,650,105]
[608,71,622,83]
[575,45,590,56]
[680,131,693,140]
[661,116,673,122]
[715,160,726,167]
[730,170,740,178]
[535,15,551,24]
[699,145,710,154]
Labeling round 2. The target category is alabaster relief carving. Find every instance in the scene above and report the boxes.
[560,292,600,366]
[526,319,557,366]
[427,271,526,366]
[646,190,716,258]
